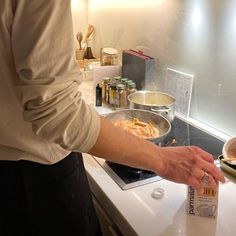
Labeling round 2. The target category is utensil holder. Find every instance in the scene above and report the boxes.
[76,49,84,60]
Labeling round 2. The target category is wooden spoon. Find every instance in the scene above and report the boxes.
[76,31,83,50]
[82,24,94,49]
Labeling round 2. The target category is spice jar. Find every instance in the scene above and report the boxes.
[126,82,137,106]
[109,83,117,106]
[116,84,127,108]
[121,78,128,86]
[114,76,122,83]
[127,82,137,96]
[114,76,122,80]
[105,81,110,104]
[101,77,110,101]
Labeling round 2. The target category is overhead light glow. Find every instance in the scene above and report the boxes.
[89,0,163,10]
[71,0,86,11]
[192,8,202,30]
[71,0,79,9]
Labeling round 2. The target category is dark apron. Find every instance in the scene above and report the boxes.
[0,152,102,236]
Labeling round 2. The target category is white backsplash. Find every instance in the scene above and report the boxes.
[72,0,236,137]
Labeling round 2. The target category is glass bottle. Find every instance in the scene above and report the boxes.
[109,83,117,106]
[121,78,128,86]
[126,82,137,106]
[101,77,110,101]
[101,48,118,66]
[95,84,102,106]
[127,82,137,96]
[116,84,127,108]
[114,76,122,83]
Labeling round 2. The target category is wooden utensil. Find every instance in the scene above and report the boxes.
[82,24,94,49]
[76,31,83,50]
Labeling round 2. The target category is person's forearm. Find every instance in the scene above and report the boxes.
[88,116,164,173]
[89,116,225,194]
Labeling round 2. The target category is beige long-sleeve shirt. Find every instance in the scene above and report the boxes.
[0,0,101,164]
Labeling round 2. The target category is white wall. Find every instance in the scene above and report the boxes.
[71,0,88,49]
[73,0,236,137]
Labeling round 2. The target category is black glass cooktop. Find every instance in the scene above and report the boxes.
[161,117,224,159]
[102,117,224,190]
[106,162,157,185]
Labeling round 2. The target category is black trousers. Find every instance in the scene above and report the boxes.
[0,152,102,236]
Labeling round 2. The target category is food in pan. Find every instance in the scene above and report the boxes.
[112,118,160,139]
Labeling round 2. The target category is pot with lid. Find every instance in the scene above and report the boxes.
[128,91,176,122]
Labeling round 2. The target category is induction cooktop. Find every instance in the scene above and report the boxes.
[94,117,224,190]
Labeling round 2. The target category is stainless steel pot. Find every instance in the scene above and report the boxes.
[105,108,171,144]
[128,91,176,122]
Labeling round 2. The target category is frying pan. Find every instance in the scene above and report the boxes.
[105,109,171,143]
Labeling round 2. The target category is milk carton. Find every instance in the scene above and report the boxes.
[186,185,218,218]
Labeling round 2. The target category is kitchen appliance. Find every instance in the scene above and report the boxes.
[128,90,176,122]
[122,50,155,90]
[94,117,224,190]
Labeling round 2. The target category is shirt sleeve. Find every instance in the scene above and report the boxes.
[11,0,101,153]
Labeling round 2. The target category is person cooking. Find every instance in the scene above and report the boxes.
[0,0,225,235]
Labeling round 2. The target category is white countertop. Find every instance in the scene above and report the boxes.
[83,154,236,236]
[80,80,236,236]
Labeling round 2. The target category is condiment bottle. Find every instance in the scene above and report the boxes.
[95,84,102,106]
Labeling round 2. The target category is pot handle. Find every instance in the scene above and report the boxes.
[151,107,171,113]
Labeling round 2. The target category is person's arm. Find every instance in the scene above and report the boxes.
[12,0,225,193]
[12,0,101,153]
[89,117,225,194]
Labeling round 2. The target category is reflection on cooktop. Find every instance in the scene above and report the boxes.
[106,162,156,185]
[167,118,224,160]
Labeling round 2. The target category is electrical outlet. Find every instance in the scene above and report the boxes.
[164,68,194,119]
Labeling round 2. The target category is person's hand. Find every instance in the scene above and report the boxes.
[156,146,225,194]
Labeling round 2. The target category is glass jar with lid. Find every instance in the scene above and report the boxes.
[121,78,128,85]
[116,84,127,108]
[101,77,110,101]
[109,83,117,106]
[125,80,133,89]
[101,48,119,66]
[127,82,137,100]
[114,76,122,83]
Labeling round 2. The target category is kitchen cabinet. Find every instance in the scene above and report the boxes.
[84,153,236,236]
[93,196,123,236]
